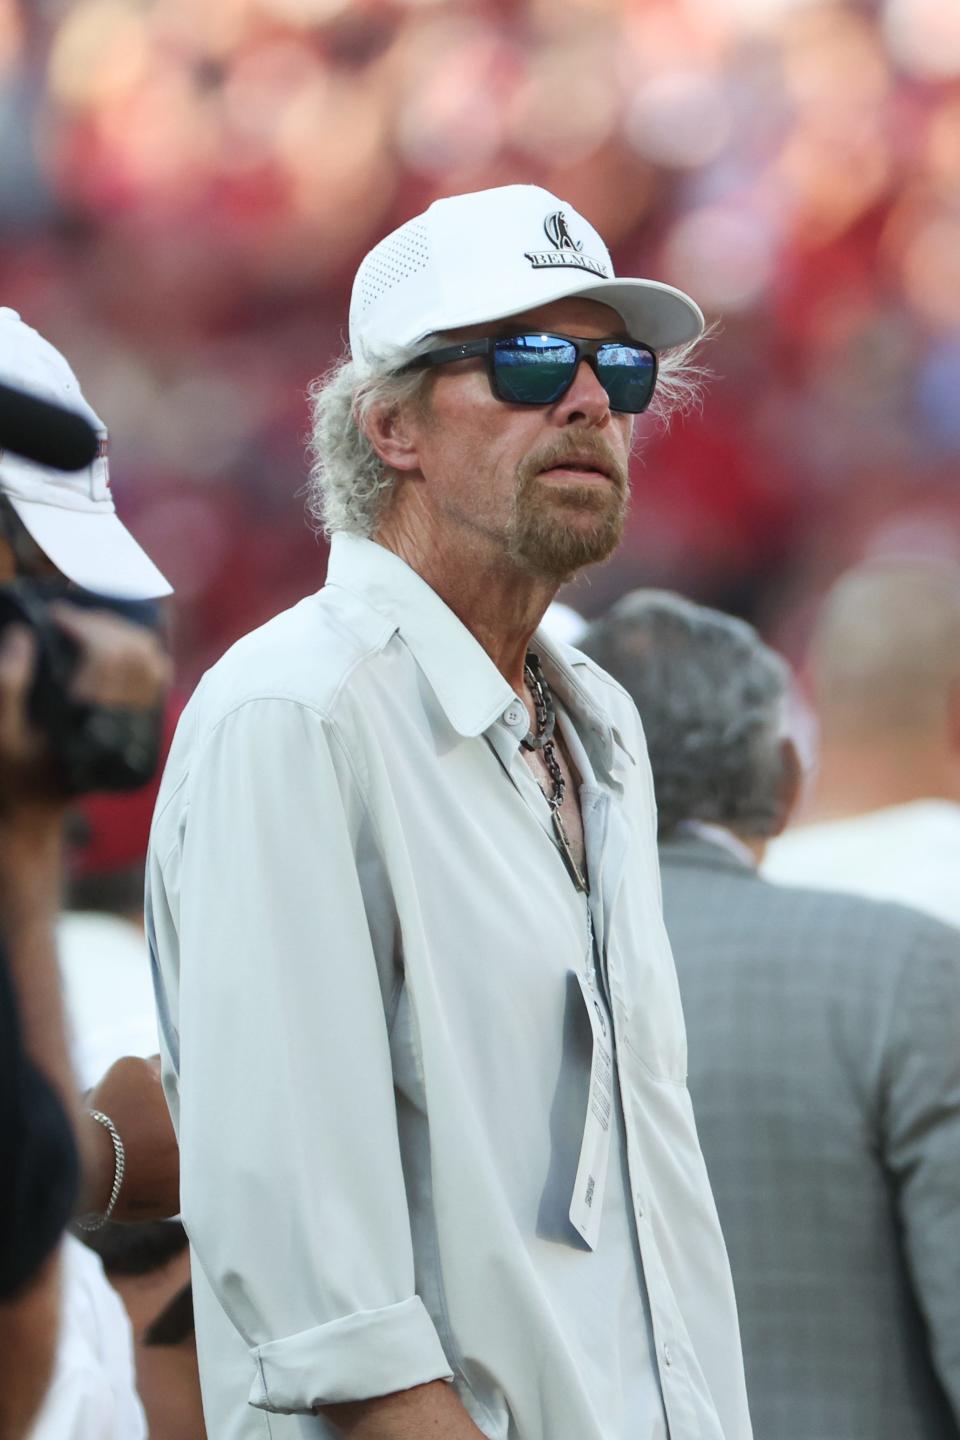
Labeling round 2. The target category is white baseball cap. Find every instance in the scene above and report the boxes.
[0,308,172,600]
[349,184,704,374]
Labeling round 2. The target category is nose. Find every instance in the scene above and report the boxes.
[552,357,610,427]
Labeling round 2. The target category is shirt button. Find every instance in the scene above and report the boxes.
[635,1195,645,1218]
[503,703,526,727]
[663,1343,673,1367]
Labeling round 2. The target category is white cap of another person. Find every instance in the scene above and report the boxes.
[0,308,172,600]
[349,183,705,374]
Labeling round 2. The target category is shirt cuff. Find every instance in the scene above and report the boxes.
[248,1296,454,1413]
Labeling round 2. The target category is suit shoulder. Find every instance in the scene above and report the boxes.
[666,854,960,967]
[759,874,960,949]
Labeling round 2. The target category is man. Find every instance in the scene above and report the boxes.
[0,306,174,1436]
[147,185,752,1440]
[764,561,960,926]
[581,590,960,1439]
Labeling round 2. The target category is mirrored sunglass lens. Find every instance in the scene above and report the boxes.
[493,335,577,404]
[596,345,656,413]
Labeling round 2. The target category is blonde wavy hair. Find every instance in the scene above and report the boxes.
[305,333,711,539]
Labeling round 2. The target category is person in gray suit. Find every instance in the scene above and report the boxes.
[580,590,960,1440]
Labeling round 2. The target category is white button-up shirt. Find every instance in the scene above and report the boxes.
[147,534,752,1440]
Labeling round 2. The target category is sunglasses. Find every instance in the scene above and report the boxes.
[404,332,658,414]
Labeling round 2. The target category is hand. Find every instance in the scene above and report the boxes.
[0,605,171,819]
[83,1055,180,1222]
[0,624,58,813]
[50,602,172,712]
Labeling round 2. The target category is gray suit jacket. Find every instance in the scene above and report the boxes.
[660,833,960,1440]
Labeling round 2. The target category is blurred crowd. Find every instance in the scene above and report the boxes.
[1,0,960,685]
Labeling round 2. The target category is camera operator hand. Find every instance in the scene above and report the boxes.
[0,606,170,816]
[0,624,49,800]
[50,601,172,712]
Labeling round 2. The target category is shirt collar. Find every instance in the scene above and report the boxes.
[534,631,635,777]
[325,535,630,778]
[325,534,515,738]
[674,820,758,871]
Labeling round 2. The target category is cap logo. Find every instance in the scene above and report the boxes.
[524,210,608,278]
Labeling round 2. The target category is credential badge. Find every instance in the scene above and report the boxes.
[524,210,609,279]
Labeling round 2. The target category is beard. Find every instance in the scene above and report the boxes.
[506,432,630,581]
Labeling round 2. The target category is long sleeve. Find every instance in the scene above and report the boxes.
[881,915,960,1424]
[148,697,452,1415]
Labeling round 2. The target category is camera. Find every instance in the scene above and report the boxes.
[0,580,164,796]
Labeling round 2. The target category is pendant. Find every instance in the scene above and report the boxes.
[552,809,589,893]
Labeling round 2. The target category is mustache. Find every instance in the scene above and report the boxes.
[517,432,628,493]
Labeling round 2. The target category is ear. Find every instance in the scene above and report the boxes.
[772,737,803,837]
[361,397,425,476]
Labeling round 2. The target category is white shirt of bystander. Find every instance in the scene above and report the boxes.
[764,800,960,929]
[27,1236,147,1440]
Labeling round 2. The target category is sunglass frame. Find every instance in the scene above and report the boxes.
[402,332,659,414]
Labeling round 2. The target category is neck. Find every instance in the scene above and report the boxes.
[804,734,960,822]
[375,518,559,692]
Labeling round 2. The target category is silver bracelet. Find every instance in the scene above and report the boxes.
[75,1109,126,1232]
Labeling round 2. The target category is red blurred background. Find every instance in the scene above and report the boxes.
[2,0,959,684]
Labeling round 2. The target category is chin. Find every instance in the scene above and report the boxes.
[504,471,628,579]
[510,514,626,580]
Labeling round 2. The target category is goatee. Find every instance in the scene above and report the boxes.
[507,434,629,581]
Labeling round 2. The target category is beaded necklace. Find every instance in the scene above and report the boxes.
[521,653,588,893]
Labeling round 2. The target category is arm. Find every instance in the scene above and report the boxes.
[0,624,75,1117]
[881,916,960,1422]
[323,1380,488,1439]
[78,1055,180,1220]
[0,1252,62,1440]
[150,698,454,1419]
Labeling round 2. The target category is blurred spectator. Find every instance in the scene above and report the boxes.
[765,561,960,926]
[581,590,960,1440]
[0,305,178,1225]
[0,307,174,1436]
[1,304,200,1438]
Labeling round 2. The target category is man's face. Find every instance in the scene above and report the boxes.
[398,298,637,582]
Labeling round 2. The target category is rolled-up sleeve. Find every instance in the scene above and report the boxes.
[152,696,452,1413]
[250,1297,451,1412]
